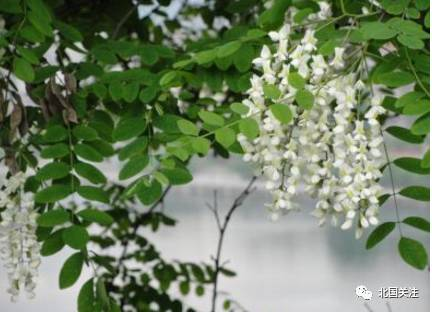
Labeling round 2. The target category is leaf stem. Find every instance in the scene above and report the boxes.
[403,47,430,97]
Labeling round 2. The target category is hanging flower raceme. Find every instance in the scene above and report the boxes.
[0,172,41,301]
[237,2,386,238]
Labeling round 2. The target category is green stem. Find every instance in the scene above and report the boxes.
[403,47,430,97]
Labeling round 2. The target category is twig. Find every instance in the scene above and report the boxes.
[364,303,374,312]
[210,176,257,312]
[381,134,403,237]
[111,5,138,39]
[386,302,392,312]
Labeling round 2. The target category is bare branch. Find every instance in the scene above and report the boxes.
[210,176,257,312]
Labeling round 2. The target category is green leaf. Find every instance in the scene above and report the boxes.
[288,72,305,89]
[42,125,68,143]
[108,81,123,101]
[393,157,429,175]
[160,71,179,86]
[230,102,249,115]
[220,267,236,277]
[195,285,205,296]
[244,28,267,40]
[411,114,429,135]
[35,185,72,203]
[41,229,65,256]
[398,237,428,270]
[90,140,114,157]
[217,41,242,58]
[136,179,162,205]
[59,252,84,289]
[92,83,107,99]
[402,217,430,232]
[415,0,429,10]
[96,279,110,310]
[194,49,218,65]
[78,278,95,312]
[123,82,140,103]
[399,186,430,201]
[0,0,21,13]
[16,46,39,65]
[73,125,99,141]
[177,119,199,136]
[62,226,90,250]
[397,34,424,50]
[215,127,236,148]
[223,300,231,310]
[379,194,391,206]
[403,99,429,116]
[270,104,292,124]
[159,168,193,185]
[13,57,35,82]
[198,111,224,127]
[385,126,424,144]
[366,222,395,249]
[37,209,70,227]
[113,117,147,141]
[295,89,314,109]
[191,137,211,155]
[179,281,190,295]
[258,0,291,30]
[318,39,338,56]
[139,86,158,103]
[263,84,281,100]
[421,149,429,169]
[77,208,113,226]
[233,44,255,72]
[119,155,149,180]
[75,143,104,162]
[55,20,83,42]
[74,162,106,184]
[376,71,415,87]
[388,18,429,38]
[381,0,409,15]
[36,162,70,181]
[396,92,425,108]
[360,22,397,40]
[19,25,45,43]
[78,186,109,203]
[28,10,52,36]
[118,137,148,161]
[239,118,259,140]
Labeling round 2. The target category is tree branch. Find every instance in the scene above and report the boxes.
[210,176,257,312]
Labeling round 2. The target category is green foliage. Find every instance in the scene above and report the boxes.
[77,208,114,226]
[270,104,293,124]
[62,225,90,250]
[399,186,430,201]
[59,252,84,289]
[37,209,69,227]
[398,237,428,270]
[0,0,429,309]
[366,222,395,250]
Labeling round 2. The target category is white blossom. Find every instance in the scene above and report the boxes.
[0,172,40,301]
[237,2,386,238]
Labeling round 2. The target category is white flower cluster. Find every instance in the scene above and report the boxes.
[237,2,386,238]
[0,172,41,301]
